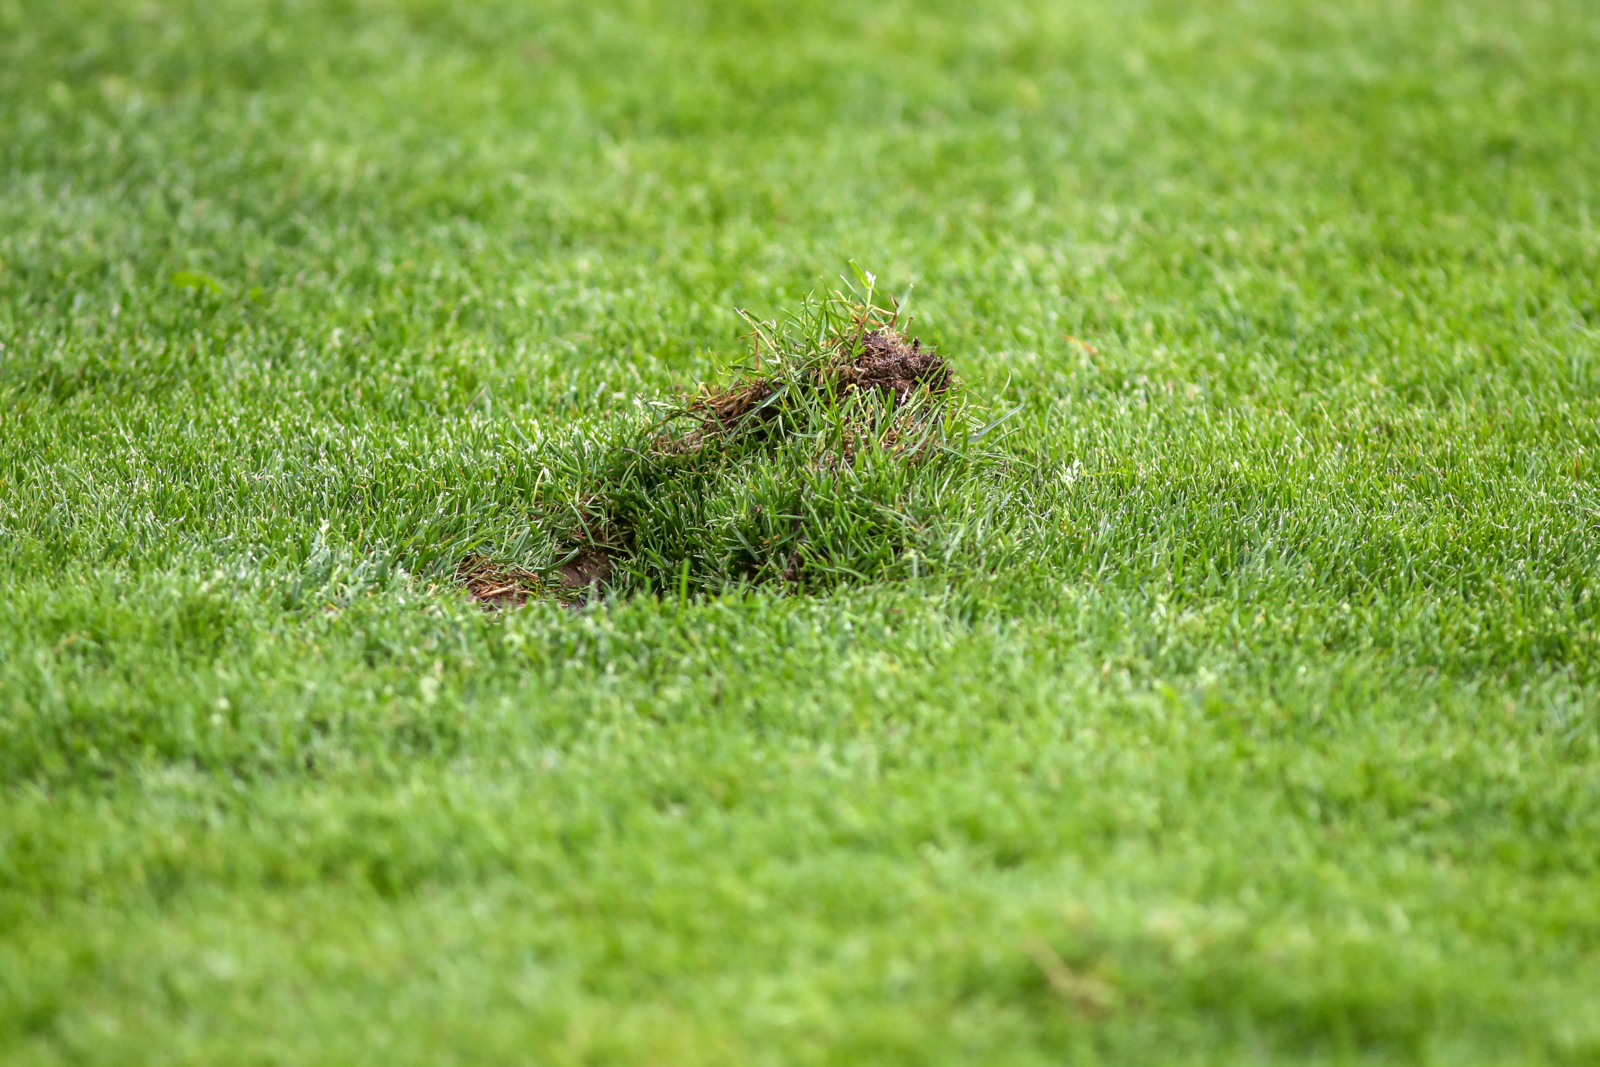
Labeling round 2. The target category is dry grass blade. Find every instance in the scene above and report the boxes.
[1023,940,1120,1017]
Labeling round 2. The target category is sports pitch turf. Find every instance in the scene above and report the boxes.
[2,1,1599,1063]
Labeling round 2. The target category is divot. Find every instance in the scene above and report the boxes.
[456,284,1006,607]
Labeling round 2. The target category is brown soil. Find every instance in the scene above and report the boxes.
[832,329,951,402]
[555,545,613,589]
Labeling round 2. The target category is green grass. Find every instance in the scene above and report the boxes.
[3,0,1599,1062]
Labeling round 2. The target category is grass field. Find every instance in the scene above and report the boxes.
[4,0,1600,1062]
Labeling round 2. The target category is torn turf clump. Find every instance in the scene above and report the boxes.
[670,309,953,455]
[471,283,1004,605]
[585,290,968,590]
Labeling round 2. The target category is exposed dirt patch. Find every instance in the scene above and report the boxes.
[555,545,613,590]
[456,555,543,608]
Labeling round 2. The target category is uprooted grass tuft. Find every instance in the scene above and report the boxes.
[462,286,1023,604]
[664,294,952,455]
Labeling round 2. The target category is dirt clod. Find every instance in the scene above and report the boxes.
[834,329,950,402]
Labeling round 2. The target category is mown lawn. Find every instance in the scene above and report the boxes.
[3,0,1599,1063]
